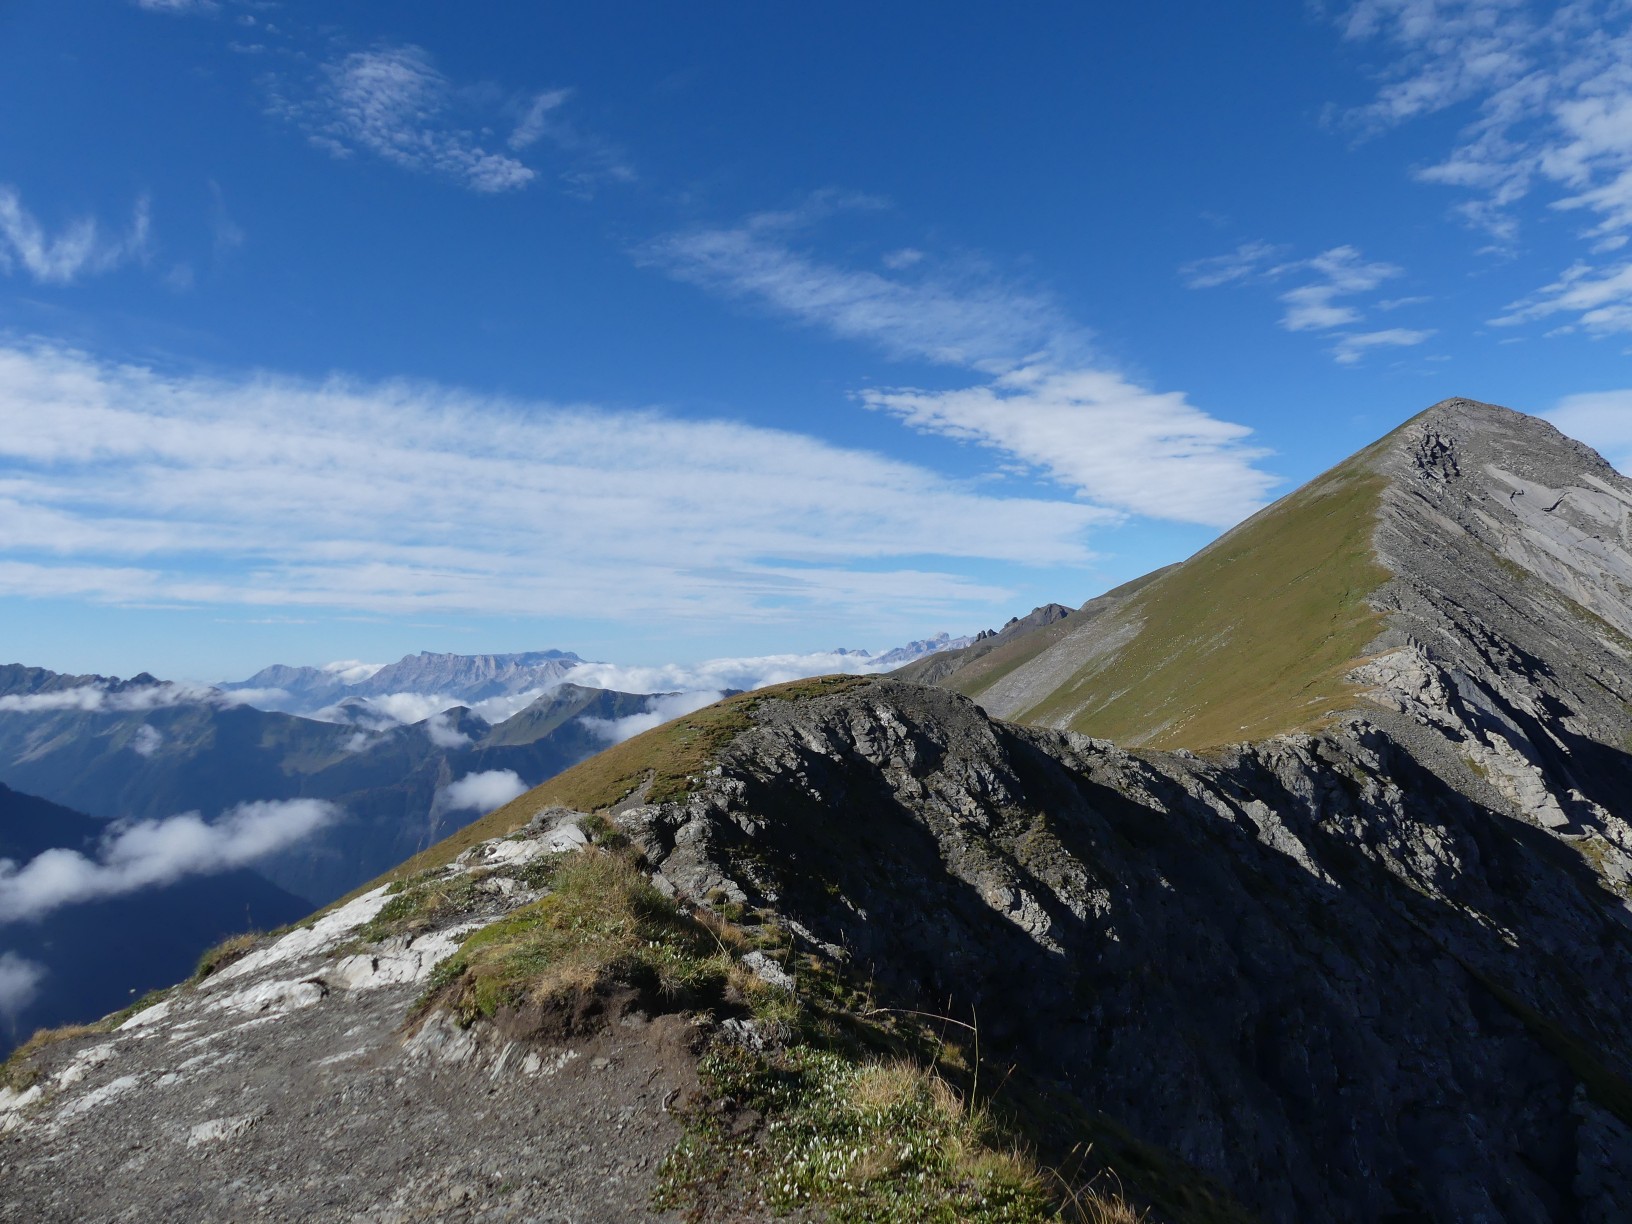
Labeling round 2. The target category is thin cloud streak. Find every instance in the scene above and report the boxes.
[1184,240,1431,365]
[271,44,535,193]
[861,366,1275,527]
[642,211,1069,371]
[1337,1,1632,329]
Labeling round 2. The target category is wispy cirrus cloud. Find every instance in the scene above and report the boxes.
[1178,241,1287,289]
[641,196,1068,370]
[1336,2,1632,330]
[0,343,1109,628]
[1183,240,1434,364]
[131,0,218,12]
[1276,246,1403,332]
[270,45,535,193]
[861,366,1274,527]
[265,43,631,196]
[644,197,1277,525]
[0,799,337,923]
[1330,328,1437,365]
[0,187,151,285]
[1493,260,1632,335]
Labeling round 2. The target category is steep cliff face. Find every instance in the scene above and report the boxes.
[5,402,1632,1223]
[626,680,1632,1221]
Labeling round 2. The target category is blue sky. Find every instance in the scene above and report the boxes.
[3,0,1632,682]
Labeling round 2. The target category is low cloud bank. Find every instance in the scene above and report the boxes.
[320,659,387,684]
[581,690,726,746]
[441,770,529,814]
[562,650,893,697]
[310,688,554,732]
[423,711,471,749]
[0,952,44,1021]
[0,798,338,923]
[0,680,271,716]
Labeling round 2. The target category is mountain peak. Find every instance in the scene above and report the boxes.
[913,399,1632,755]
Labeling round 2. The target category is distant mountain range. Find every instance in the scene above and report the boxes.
[0,668,663,906]
[220,649,587,715]
[0,634,979,1051]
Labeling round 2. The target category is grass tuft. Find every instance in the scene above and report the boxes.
[192,932,262,982]
[417,848,740,1027]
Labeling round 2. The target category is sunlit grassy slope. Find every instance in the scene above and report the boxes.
[1016,465,1390,751]
[940,568,1176,700]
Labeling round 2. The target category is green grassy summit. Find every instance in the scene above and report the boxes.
[1019,465,1390,751]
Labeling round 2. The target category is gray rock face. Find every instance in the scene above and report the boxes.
[627,678,1632,1222]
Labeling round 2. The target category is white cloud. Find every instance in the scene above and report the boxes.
[509,89,572,150]
[0,342,1109,628]
[0,953,44,1021]
[1331,328,1437,365]
[440,769,529,813]
[861,365,1275,527]
[0,680,230,714]
[1493,260,1632,334]
[423,711,471,749]
[0,186,151,285]
[643,201,1275,521]
[580,690,724,745]
[1179,241,1285,289]
[133,0,218,12]
[1547,391,1632,472]
[130,724,163,757]
[1276,247,1403,332]
[1337,2,1632,252]
[321,659,386,684]
[274,45,534,193]
[641,202,1071,370]
[0,799,337,923]
[1186,240,1425,364]
[563,649,900,695]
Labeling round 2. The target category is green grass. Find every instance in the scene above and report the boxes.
[659,1047,1076,1223]
[416,848,746,1026]
[1019,469,1390,751]
[192,931,263,982]
[945,569,1177,702]
[1,988,175,1093]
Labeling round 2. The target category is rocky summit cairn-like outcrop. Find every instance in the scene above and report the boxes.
[5,401,1632,1223]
